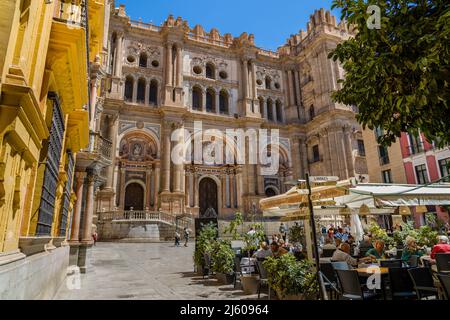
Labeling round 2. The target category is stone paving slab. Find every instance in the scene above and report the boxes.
[54,243,265,300]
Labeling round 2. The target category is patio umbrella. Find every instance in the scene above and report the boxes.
[350,213,364,242]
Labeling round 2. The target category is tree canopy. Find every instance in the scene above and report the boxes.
[329,0,449,147]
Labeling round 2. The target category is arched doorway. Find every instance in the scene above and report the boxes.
[124,183,144,210]
[199,178,218,218]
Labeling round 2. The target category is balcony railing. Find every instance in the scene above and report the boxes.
[408,143,424,156]
[53,0,87,28]
[98,211,192,229]
[90,132,112,160]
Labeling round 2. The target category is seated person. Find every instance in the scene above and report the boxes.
[401,236,425,262]
[331,243,358,267]
[322,238,337,250]
[430,235,450,262]
[270,241,288,258]
[359,235,373,253]
[365,240,386,261]
[253,242,273,259]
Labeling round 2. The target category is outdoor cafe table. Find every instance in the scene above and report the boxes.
[355,266,389,300]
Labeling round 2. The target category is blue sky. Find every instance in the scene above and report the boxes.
[116,0,340,51]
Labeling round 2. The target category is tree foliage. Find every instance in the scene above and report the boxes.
[329,0,449,147]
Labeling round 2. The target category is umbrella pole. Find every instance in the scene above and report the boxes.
[305,173,328,300]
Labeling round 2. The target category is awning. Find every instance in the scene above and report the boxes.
[349,183,450,206]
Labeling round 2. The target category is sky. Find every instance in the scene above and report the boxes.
[116,0,341,51]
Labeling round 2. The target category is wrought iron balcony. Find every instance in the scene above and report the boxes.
[89,132,112,162]
[53,0,87,28]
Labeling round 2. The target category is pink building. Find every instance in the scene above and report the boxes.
[400,132,450,226]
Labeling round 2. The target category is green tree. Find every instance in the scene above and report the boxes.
[329,0,450,147]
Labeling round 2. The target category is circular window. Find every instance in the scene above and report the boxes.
[127,55,135,63]
[274,83,281,89]
[256,79,263,86]
[219,71,228,80]
[151,60,159,68]
[193,66,203,75]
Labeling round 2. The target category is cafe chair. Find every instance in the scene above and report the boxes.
[437,273,450,300]
[322,248,336,258]
[408,267,439,300]
[233,256,243,289]
[255,260,271,300]
[335,269,380,300]
[380,259,403,268]
[435,253,450,274]
[407,255,419,268]
[388,267,417,300]
[320,262,339,300]
[331,261,351,271]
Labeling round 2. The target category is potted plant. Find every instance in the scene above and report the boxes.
[263,254,319,300]
[240,222,265,295]
[193,222,218,276]
[211,239,235,285]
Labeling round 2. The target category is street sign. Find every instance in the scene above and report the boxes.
[308,176,340,183]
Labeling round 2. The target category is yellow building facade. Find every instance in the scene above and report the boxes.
[0,0,109,299]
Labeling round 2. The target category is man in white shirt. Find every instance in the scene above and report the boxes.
[331,243,358,267]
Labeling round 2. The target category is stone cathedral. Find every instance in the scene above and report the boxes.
[93,5,368,230]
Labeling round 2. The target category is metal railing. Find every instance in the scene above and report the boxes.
[90,132,112,160]
[98,210,192,229]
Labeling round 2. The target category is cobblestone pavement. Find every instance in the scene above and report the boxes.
[54,242,264,300]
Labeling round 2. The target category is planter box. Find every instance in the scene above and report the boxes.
[216,273,234,285]
[276,290,308,300]
[241,274,259,295]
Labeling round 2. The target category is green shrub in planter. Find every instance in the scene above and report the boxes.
[194,222,218,268]
[211,239,235,275]
[263,254,319,300]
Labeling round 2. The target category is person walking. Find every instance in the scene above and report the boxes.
[183,227,190,247]
[174,230,181,247]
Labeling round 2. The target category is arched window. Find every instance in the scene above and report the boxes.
[137,78,146,104]
[265,76,272,90]
[219,90,229,114]
[124,76,133,102]
[192,86,202,110]
[309,105,315,120]
[149,80,158,106]
[206,88,216,112]
[258,97,265,118]
[139,53,147,68]
[276,100,283,122]
[267,98,274,121]
[206,63,215,79]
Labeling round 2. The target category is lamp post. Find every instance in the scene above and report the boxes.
[305,173,328,300]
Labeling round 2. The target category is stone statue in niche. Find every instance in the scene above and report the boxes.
[132,143,142,156]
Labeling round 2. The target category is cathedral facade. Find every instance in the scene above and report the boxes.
[95,5,368,221]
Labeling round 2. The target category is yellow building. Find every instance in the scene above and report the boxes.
[0,0,109,299]
[362,128,407,184]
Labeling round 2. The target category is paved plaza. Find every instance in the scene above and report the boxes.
[54,242,262,300]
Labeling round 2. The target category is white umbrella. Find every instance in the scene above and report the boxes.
[350,214,364,242]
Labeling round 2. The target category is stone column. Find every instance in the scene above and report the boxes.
[236,169,243,208]
[114,33,123,77]
[166,43,173,86]
[145,80,150,106]
[81,173,95,243]
[256,165,265,196]
[194,173,199,207]
[242,59,249,99]
[106,115,118,190]
[176,46,183,87]
[250,60,257,100]
[294,71,302,106]
[90,78,98,129]
[145,168,152,208]
[161,122,172,192]
[290,137,302,180]
[119,167,126,208]
[172,123,184,193]
[132,79,137,103]
[263,99,268,119]
[230,173,235,208]
[343,126,355,177]
[215,89,220,114]
[287,70,295,106]
[320,129,333,177]
[221,174,227,208]
[70,172,86,242]
[153,162,160,209]
[339,129,349,179]
[185,172,190,207]
[300,139,309,177]
[272,102,277,123]
[202,89,206,112]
